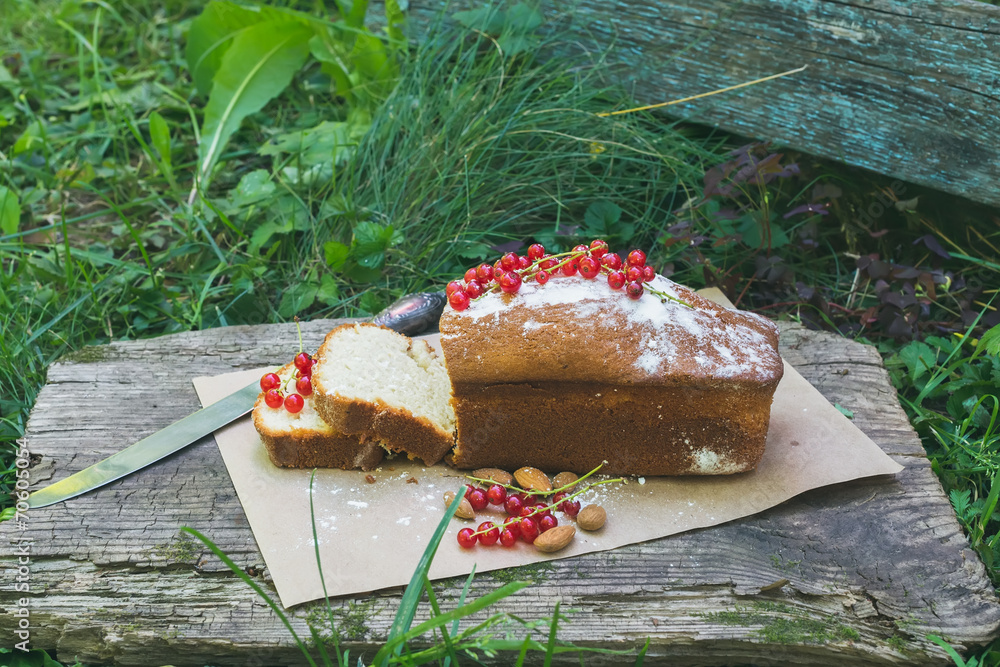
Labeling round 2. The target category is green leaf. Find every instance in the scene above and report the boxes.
[833,403,854,420]
[898,341,937,384]
[149,111,172,167]
[186,1,273,97]
[232,169,276,207]
[0,186,21,236]
[12,120,44,156]
[278,281,318,318]
[0,62,16,86]
[385,0,406,45]
[978,323,1000,357]
[584,200,622,231]
[950,489,972,521]
[324,241,350,270]
[260,116,370,168]
[352,221,401,268]
[0,647,64,667]
[197,20,313,186]
[358,289,386,315]
[317,274,340,305]
[507,4,544,32]
[453,7,506,34]
[351,33,394,82]
[249,220,292,254]
[739,216,789,249]
[309,33,353,97]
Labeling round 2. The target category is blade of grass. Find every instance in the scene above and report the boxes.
[377,487,466,666]
[181,526,320,667]
[310,469,345,667]
[422,575,461,667]
[543,601,560,667]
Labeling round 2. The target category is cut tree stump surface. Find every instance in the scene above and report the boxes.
[3,319,1000,665]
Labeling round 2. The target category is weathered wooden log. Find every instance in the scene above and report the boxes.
[395,0,1000,208]
[1,319,998,665]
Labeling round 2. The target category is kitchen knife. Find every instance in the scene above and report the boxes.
[27,292,446,508]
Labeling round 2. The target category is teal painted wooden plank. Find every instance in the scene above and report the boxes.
[400,0,1000,207]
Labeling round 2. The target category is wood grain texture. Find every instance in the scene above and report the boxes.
[393,0,1000,208]
[2,319,999,665]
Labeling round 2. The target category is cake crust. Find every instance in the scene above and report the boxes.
[440,274,784,475]
[311,323,455,467]
[252,363,385,470]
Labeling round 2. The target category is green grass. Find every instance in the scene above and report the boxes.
[2,0,999,665]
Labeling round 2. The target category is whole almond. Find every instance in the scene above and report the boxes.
[552,472,579,490]
[444,491,475,520]
[577,504,606,531]
[472,467,513,486]
[514,466,552,493]
[533,525,576,553]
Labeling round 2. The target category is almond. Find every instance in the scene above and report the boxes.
[552,471,579,490]
[576,504,606,531]
[472,467,513,486]
[533,524,576,553]
[514,466,552,493]
[444,491,475,520]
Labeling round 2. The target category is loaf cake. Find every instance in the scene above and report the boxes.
[311,323,456,466]
[439,271,784,476]
[252,363,385,470]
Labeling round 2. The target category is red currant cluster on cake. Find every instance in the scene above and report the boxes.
[258,351,314,414]
[446,240,669,311]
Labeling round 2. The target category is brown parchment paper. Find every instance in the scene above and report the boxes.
[192,290,903,608]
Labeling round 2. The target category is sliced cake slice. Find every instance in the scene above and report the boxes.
[311,323,456,466]
[252,362,385,470]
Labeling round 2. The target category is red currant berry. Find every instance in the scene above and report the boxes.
[264,389,283,408]
[527,243,545,261]
[518,255,530,270]
[294,352,313,372]
[499,271,522,294]
[468,488,489,511]
[295,375,313,396]
[499,528,518,547]
[626,265,644,283]
[465,279,484,299]
[487,484,507,505]
[535,270,550,285]
[501,252,519,272]
[457,528,477,549]
[589,239,609,258]
[505,520,521,538]
[626,281,644,300]
[578,256,600,279]
[552,492,567,504]
[504,495,524,516]
[463,268,478,284]
[643,265,656,281]
[627,249,647,267]
[476,264,494,283]
[284,393,304,413]
[562,500,581,517]
[572,244,589,254]
[448,280,466,296]
[561,261,578,277]
[519,517,540,543]
[539,514,559,532]
[464,485,475,499]
[519,504,537,518]
[602,253,623,271]
[493,259,504,273]
[539,258,557,273]
[477,521,500,546]
[607,270,626,290]
[448,290,470,311]
[260,373,281,391]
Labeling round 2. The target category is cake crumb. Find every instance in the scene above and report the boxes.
[406,477,419,484]
[365,474,376,484]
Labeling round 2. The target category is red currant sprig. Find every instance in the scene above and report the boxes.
[259,318,315,414]
[456,462,622,549]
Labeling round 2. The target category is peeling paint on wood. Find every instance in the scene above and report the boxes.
[1,319,998,664]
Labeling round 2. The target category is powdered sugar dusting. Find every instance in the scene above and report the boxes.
[452,273,775,379]
[689,448,746,474]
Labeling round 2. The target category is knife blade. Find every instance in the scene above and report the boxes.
[28,292,447,508]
